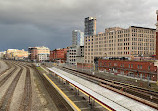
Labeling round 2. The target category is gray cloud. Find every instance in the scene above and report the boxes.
[0,0,157,51]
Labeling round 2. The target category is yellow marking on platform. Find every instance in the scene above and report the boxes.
[47,69,113,111]
[40,66,49,73]
[43,73,81,111]
[69,80,113,111]
[79,89,112,111]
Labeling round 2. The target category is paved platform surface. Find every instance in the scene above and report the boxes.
[46,73,106,111]
[48,67,158,111]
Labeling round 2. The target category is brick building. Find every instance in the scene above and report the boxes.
[156,10,158,59]
[28,47,37,61]
[50,48,68,63]
[98,59,157,81]
[28,46,50,62]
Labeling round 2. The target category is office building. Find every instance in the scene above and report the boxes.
[67,29,84,64]
[28,46,50,62]
[84,17,96,36]
[67,46,84,65]
[72,30,84,47]
[84,26,156,63]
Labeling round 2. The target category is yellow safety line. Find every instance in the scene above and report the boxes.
[69,81,113,111]
[46,69,113,111]
[40,66,49,73]
[43,73,81,111]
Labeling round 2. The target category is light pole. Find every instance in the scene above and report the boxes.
[82,61,83,71]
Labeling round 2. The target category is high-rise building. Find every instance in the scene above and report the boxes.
[84,26,156,63]
[84,17,96,36]
[156,10,158,59]
[68,30,84,65]
[72,30,84,47]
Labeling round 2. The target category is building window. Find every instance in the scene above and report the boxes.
[138,65,139,69]
[131,64,133,68]
[140,65,142,69]
[109,63,111,66]
[148,66,150,70]
[129,64,130,68]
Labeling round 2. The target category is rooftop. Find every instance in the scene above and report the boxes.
[85,17,96,20]
[131,26,156,30]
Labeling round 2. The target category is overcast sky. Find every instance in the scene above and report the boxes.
[0,0,157,51]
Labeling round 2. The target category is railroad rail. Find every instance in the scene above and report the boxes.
[19,66,32,111]
[0,65,18,87]
[0,66,23,111]
[32,65,73,111]
[0,61,12,76]
[60,66,158,110]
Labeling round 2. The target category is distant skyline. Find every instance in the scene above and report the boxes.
[0,0,158,51]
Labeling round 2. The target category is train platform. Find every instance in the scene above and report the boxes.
[48,67,157,111]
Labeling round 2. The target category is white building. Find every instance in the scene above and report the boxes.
[72,30,84,47]
[37,53,49,62]
[67,46,84,65]
[67,30,85,65]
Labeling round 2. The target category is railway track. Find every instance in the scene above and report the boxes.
[60,66,158,109]
[0,65,18,87]
[19,66,32,111]
[32,65,73,111]
[0,61,12,76]
[0,66,23,111]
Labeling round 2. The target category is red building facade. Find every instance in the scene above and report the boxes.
[77,63,93,69]
[98,59,157,81]
[28,47,38,61]
[50,48,68,63]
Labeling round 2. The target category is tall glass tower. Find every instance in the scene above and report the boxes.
[72,30,84,47]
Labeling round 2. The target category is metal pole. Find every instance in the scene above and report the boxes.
[89,96,91,104]
[82,62,83,71]
[77,88,79,95]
